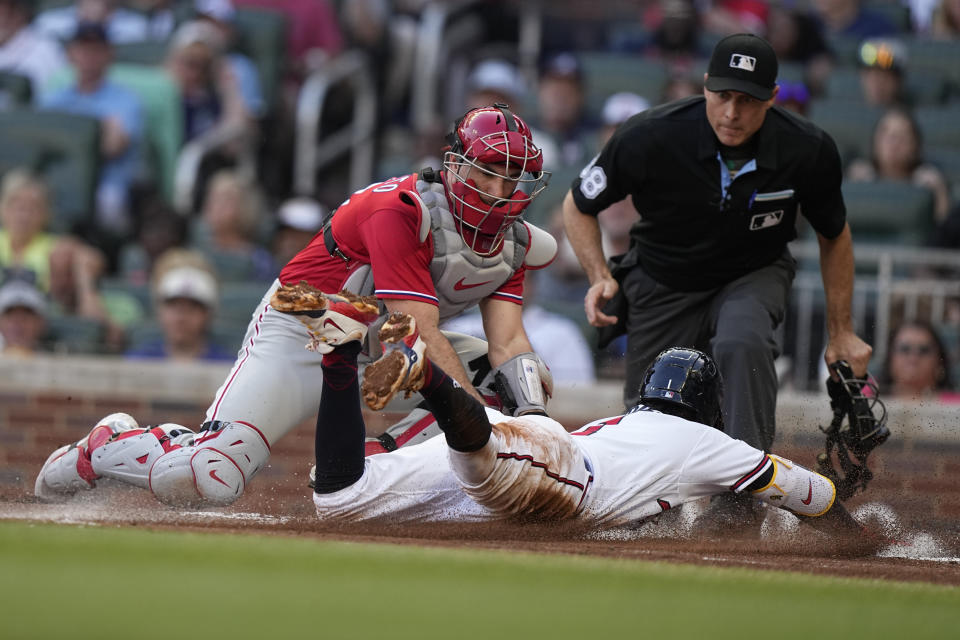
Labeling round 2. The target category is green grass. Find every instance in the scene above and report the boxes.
[0,521,957,639]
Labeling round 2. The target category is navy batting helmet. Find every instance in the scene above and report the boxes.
[638,347,724,430]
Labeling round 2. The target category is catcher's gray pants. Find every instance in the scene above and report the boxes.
[621,250,796,451]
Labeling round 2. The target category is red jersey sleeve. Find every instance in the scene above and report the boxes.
[333,176,439,306]
[488,263,526,305]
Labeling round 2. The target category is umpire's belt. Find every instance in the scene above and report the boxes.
[322,215,350,263]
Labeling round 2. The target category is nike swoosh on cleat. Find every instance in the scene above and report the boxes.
[209,469,230,487]
[453,277,493,291]
[323,317,344,332]
[801,479,813,505]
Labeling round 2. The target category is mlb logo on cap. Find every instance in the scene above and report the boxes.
[730,54,756,72]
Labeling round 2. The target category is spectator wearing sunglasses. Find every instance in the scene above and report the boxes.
[880,320,956,401]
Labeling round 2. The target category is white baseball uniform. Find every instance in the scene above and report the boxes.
[312,406,773,528]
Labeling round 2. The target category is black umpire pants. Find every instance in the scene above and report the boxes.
[621,250,796,452]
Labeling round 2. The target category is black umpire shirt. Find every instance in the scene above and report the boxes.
[571,96,847,291]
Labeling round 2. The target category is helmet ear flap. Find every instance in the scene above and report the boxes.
[445,115,466,155]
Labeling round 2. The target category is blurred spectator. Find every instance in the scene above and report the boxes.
[126,249,234,362]
[191,169,276,281]
[775,81,811,116]
[0,169,110,322]
[703,0,769,37]
[464,58,527,110]
[193,0,265,119]
[766,3,833,96]
[340,0,416,125]
[441,273,597,386]
[39,21,145,238]
[931,0,960,37]
[33,0,150,44]
[660,71,701,103]
[846,107,951,222]
[0,0,66,99]
[0,277,47,355]
[531,52,597,170]
[165,19,250,143]
[128,0,178,40]
[929,200,960,249]
[599,92,650,144]
[880,320,956,401]
[643,0,706,65]
[0,169,57,290]
[118,197,188,286]
[857,37,910,108]
[810,0,900,40]
[271,197,325,267]
[234,0,343,77]
[537,92,647,307]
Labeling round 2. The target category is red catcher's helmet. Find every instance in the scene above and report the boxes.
[443,104,550,256]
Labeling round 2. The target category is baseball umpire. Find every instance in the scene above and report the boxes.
[560,34,872,529]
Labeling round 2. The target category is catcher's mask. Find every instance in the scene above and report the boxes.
[442,103,550,256]
[638,347,725,430]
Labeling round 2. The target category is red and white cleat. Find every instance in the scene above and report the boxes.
[34,413,139,499]
[361,312,427,411]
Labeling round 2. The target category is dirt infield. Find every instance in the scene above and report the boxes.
[4,485,959,587]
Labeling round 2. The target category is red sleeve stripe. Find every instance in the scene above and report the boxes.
[495,452,586,491]
[374,289,439,304]
[730,454,773,492]
[489,292,523,303]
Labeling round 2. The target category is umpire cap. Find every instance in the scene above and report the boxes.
[705,33,778,101]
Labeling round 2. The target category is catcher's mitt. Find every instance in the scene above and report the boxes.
[270,280,329,313]
[815,361,890,501]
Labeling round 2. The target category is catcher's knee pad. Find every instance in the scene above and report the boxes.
[91,424,195,488]
[149,421,270,507]
[749,454,836,517]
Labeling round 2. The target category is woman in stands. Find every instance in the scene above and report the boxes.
[846,107,952,222]
[880,320,957,402]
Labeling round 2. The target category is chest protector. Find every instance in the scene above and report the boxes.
[340,173,556,321]
[416,177,529,321]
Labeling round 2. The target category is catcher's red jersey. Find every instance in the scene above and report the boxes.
[279,173,525,307]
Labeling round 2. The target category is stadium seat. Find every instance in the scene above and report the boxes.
[44,314,105,354]
[825,66,949,105]
[925,146,960,200]
[0,71,32,108]
[906,37,960,90]
[807,99,884,166]
[0,109,100,234]
[841,180,935,245]
[916,105,960,149]
[217,281,268,327]
[577,52,667,119]
[107,64,183,203]
[113,40,169,66]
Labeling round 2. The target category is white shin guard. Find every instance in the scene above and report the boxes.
[91,424,195,489]
[749,455,836,517]
[149,422,270,507]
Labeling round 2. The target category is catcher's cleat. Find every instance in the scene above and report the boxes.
[34,413,140,498]
[362,312,427,411]
[272,282,380,353]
